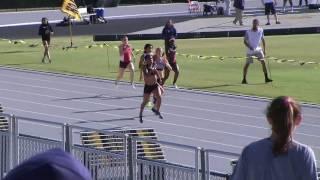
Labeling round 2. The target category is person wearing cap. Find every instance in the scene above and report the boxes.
[3,148,92,180]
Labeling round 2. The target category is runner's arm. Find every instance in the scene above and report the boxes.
[244,32,253,50]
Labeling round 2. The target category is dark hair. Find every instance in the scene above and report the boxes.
[121,35,128,40]
[41,17,48,24]
[144,44,153,50]
[266,96,301,155]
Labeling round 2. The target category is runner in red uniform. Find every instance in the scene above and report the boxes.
[115,36,135,88]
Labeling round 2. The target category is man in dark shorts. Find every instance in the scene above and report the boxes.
[38,17,53,63]
[263,0,280,25]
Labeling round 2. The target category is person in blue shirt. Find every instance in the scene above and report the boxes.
[231,96,318,180]
[162,19,177,57]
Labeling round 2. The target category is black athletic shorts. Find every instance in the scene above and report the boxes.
[144,84,158,94]
[119,61,130,69]
[265,2,276,15]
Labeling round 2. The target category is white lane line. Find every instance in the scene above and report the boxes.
[2,71,320,120]
[0,73,265,111]
[0,20,61,28]
[0,95,262,140]
[1,86,320,139]
[5,106,246,149]
[0,87,269,130]
[0,78,319,129]
[0,76,275,121]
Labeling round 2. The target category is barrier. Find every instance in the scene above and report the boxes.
[0,113,234,180]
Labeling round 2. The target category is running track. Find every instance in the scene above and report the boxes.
[0,66,319,173]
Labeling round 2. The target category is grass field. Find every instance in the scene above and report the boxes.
[0,34,319,104]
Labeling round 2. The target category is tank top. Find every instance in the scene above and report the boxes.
[120,45,132,63]
[154,57,166,70]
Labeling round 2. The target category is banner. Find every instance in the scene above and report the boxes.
[61,0,81,20]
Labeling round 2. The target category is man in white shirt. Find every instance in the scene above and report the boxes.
[263,0,280,25]
[242,19,273,84]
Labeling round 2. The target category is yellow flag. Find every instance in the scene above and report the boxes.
[61,0,81,20]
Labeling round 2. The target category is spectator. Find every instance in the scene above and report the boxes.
[233,0,245,25]
[162,19,177,57]
[262,0,280,25]
[3,148,92,180]
[299,0,308,6]
[282,0,293,12]
[231,96,318,180]
[38,17,53,63]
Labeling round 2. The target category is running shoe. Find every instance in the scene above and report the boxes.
[131,84,136,89]
[173,83,179,89]
[276,21,281,24]
[265,22,271,25]
[265,78,273,83]
[139,115,143,123]
[151,108,164,119]
[241,79,248,84]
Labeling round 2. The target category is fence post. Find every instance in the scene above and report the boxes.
[200,148,206,180]
[63,123,72,153]
[124,134,128,180]
[205,151,210,180]
[195,147,200,180]
[127,136,134,180]
[9,115,18,169]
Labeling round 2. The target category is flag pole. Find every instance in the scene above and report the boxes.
[68,16,73,48]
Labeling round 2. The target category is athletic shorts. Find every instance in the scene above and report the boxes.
[169,62,178,72]
[42,39,50,45]
[144,84,159,94]
[265,2,276,15]
[119,61,130,69]
[246,50,265,64]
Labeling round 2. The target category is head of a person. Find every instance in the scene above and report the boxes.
[145,54,153,66]
[121,36,128,45]
[252,19,259,30]
[166,19,173,27]
[41,17,48,25]
[144,43,153,54]
[266,96,302,156]
[3,148,92,180]
[155,47,163,58]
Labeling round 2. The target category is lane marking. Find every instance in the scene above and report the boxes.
[1,86,320,139]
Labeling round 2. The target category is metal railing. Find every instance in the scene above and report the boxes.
[0,113,237,180]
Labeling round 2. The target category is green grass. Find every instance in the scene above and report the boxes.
[1,34,320,104]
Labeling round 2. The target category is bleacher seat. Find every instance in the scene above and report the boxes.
[0,104,8,131]
[80,128,166,161]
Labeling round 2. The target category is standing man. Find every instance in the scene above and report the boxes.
[242,19,273,84]
[262,0,281,25]
[233,0,245,25]
[38,17,53,63]
[162,19,177,57]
